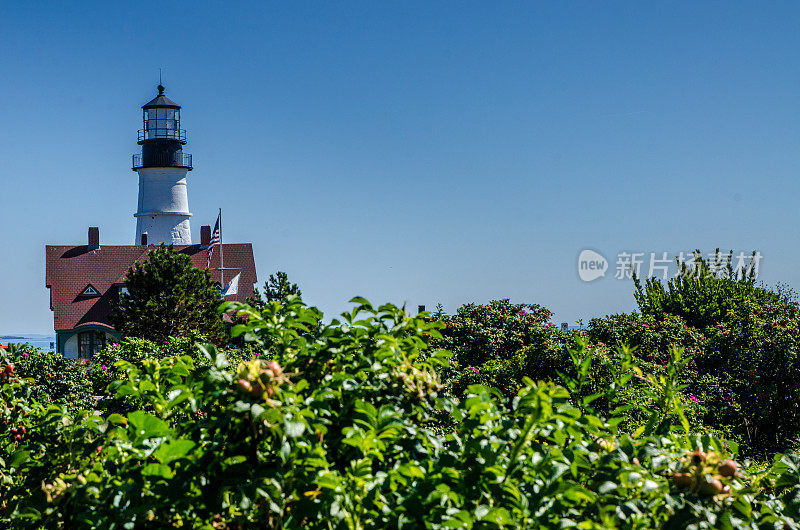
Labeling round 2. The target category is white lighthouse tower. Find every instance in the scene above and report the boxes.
[132,84,193,245]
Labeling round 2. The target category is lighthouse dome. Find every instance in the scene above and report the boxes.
[142,84,181,109]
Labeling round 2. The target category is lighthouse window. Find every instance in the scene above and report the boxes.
[143,108,181,140]
[145,110,156,134]
[145,108,178,138]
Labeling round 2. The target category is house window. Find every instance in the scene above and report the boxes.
[78,331,106,359]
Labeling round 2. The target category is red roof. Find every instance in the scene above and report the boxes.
[45,244,257,332]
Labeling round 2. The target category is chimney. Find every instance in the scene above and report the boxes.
[88,227,99,250]
[200,225,211,248]
[140,232,148,246]
[417,305,426,314]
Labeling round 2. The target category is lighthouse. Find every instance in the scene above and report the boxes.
[44,82,258,357]
[132,84,193,245]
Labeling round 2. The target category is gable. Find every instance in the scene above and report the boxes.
[79,284,101,297]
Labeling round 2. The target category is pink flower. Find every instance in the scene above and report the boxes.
[689,395,698,403]
[22,353,29,358]
[642,324,649,328]
[517,310,528,316]
[112,343,119,347]
[101,364,108,371]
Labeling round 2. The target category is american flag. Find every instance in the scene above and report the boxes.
[206,213,221,268]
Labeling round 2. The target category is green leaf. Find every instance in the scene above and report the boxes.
[732,497,752,519]
[562,486,597,503]
[107,413,128,425]
[316,473,341,490]
[598,481,618,495]
[153,439,196,465]
[251,403,266,419]
[354,399,378,421]
[397,463,425,479]
[128,411,171,439]
[197,343,215,363]
[215,350,229,369]
[115,383,139,397]
[285,420,305,438]
[641,479,660,493]
[582,392,604,406]
[170,364,190,377]
[348,296,371,306]
[141,463,174,479]
[8,450,30,469]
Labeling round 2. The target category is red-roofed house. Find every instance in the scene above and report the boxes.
[46,228,257,358]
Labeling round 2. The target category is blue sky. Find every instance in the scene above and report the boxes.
[1,2,799,334]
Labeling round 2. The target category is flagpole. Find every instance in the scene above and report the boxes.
[219,207,224,290]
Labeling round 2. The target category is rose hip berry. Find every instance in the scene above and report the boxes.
[672,473,693,488]
[690,449,707,464]
[719,460,738,477]
[267,360,283,376]
[698,478,725,495]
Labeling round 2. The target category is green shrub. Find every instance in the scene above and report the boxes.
[591,289,800,458]
[84,335,259,416]
[3,297,800,528]
[692,298,800,457]
[3,343,93,411]
[588,312,706,363]
[633,250,779,329]
[431,299,571,398]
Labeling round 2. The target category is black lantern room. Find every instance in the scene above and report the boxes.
[132,85,192,170]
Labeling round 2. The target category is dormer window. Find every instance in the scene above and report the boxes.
[79,284,101,298]
[116,284,129,302]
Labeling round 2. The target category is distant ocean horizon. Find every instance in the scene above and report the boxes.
[2,325,588,353]
[1,334,56,351]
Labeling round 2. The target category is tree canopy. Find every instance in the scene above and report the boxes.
[110,245,225,345]
[248,271,302,310]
